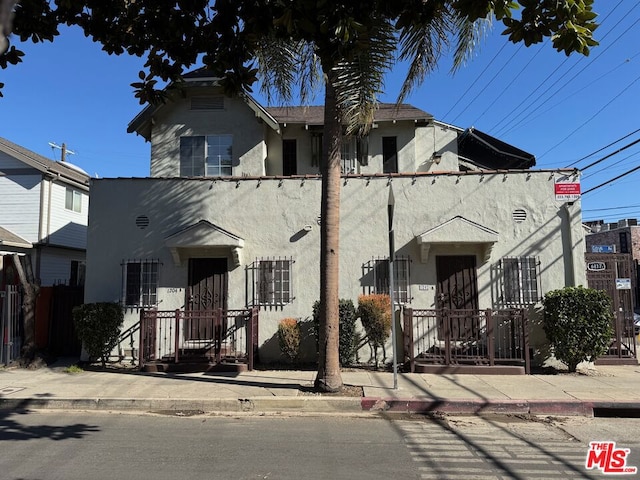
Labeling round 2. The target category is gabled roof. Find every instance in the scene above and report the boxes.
[127,73,280,140]
[0,137,90,190]
[458,127,535,169]
[265,103,433,125]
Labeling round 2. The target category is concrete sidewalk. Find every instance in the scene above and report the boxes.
[1,359,640,416]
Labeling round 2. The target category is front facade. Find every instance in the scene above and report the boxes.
[85,73,586,367]
[0,138,89,288]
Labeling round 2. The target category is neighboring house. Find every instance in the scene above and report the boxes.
[585,218,639,309]
[84,71,586,368]
[0,137,89,288]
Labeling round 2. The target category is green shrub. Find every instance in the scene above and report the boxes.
[542,286,613,372]
[357,294,391,350]
[277,318,301,362]
[312,299,357,366]
[73,303,124,367]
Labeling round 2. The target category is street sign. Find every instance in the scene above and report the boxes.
[616,278,631,290]
[587,262,606,272]
[591,245,615,253]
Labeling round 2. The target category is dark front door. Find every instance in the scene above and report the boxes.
[186,258,228,340]
[283,139,297,176]
[436,255,479,339]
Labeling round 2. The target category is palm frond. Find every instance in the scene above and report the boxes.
[451,14,492,73]
[254,37,302,105]
[332,17,395,135]
[296,41,323,106]
[395,6,453,105]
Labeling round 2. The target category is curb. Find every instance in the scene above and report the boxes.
[3,396,640,417]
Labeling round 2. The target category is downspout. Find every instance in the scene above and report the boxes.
[561,202,581,287]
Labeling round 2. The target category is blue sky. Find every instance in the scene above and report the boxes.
[1,0,638,223]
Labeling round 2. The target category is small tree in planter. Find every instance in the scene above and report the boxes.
[277,318,301,363]
[72,302,124,368]
[357,294,391,367]
[312,299,357,366]
[542,286,614,373]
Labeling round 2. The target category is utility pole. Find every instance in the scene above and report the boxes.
[48,142,75,162]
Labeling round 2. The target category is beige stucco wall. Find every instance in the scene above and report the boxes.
[149,89,268,177]
[86,170,585,364]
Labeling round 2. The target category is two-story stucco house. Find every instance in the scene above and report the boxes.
[84,71,586,371]
[0,137,90,288]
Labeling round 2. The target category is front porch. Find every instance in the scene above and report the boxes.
[139,308,258,372]
[403,307,530,374]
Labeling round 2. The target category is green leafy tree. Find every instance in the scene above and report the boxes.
[3,0,599,390]
[73,302,124,368]
[542,286,614,372]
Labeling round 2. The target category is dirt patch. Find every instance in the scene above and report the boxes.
[299,384,364,397]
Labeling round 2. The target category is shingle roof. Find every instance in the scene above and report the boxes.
[0,226,32,248]
[265,103,433,125]
[0,137,90,189]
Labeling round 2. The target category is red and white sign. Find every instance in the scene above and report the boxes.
[585,441,637,475]
[555,176,581,201]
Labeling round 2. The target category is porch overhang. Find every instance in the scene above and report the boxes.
[165,220,244,267]
[415,216,498,264]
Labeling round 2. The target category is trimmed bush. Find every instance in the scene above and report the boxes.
[357,294,391,350]
[277,318,301,362]
[72,303,124,367]
[312,299,358,366]
[542,286,614,372]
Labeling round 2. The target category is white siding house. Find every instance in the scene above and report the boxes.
[0,138,90,287]
[85,72,585,369]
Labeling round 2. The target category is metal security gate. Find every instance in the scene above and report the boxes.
[1,285,22,365]
[585,253,637,364]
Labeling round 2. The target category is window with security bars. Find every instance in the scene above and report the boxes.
[362,256,411,303]
[252,258,293,306]
[122,260,160,307]
[496,257,540,306]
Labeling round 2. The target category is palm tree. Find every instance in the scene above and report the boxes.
[254,4,488,391]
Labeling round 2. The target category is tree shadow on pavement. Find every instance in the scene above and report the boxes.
[0,399,100,442]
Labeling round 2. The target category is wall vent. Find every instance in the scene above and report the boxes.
[191,96,224,110]
[512,209,527,223]
[135,215,150,229]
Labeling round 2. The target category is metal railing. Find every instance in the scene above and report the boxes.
[139,308,258,370]
[1,285,22,366]
[403,307,530,373]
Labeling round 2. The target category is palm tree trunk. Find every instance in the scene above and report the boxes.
[314,76,343,392]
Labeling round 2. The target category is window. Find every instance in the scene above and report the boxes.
[311,132,322,167]
[65,188,82,213]
[619,232,629,253]
[496,257,540,305]
[363,256,411,303]
[253,258,293,306]
[122,260,159,307]
[382,136,398,173]
[180,135,232,177]
[70,260,86,287]
[341,137,356,173]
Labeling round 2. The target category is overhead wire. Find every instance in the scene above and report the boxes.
[442,40,509,121]
[582,163,640,195]
[565,126,640,167]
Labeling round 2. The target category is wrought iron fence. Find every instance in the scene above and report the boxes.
[1,285,22,366]
[139,308,258,370]
[403,307,530,373]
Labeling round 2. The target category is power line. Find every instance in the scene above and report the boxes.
[453,44,524,123]
[578,137,640,172]
[582,150,640,180]
[566,126,640,167]
[537,72,640,160]
[442,40,509,121]
[582,163,640,195]
[583,204,640,212]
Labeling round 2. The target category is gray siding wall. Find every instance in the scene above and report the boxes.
[0,161,42,242]
[46,181,88,249]
[39,248,86,286]
[86,171,585,363]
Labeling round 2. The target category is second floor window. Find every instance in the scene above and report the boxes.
[180,135,232,177]
[65,188,82,213]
